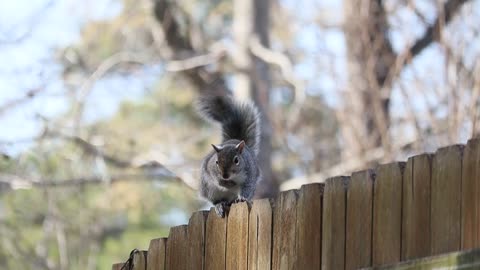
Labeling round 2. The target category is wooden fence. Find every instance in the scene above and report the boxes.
[112,138,480,270]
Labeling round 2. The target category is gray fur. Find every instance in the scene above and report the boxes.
[196,95,261,156]
[197,95,261,217]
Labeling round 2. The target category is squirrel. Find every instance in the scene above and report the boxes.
[196,94,261,217]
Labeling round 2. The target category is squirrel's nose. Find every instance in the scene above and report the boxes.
[222,173,230,180]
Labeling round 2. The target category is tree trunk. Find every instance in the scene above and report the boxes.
[233,0,278,198]
[341,0,470,162]
[342,0,395,160]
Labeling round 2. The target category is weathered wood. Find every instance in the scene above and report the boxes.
[112,142,480,269]
[188,211,208,270]
[295,183,323,269]
[346,170,374,270]
[165,225,188,270]
[226,202,249,270]
[147,238,167,270]
[322,176,349,270]
[373,162,404,266]
[462,138,480,249]
[112,263,124,270]
[431,145,463,255]
[361,247,480,270]
[205,208,227,270]
[248,199,272,270]
[402,154,432,260]
[133,250,148,270]
[272,190,298,270]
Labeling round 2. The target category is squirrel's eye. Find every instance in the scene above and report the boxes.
[233,156,239,165]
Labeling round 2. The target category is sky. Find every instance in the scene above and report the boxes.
[0,0,160,154]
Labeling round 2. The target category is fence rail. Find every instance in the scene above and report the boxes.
[112,138,480,270]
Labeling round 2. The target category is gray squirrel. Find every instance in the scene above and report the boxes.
[196,94,261,217]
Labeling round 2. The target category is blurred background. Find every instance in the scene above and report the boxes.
[0,0,479,269]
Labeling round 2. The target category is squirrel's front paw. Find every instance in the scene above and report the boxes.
[214,202,230,218]
[234,196,248,203]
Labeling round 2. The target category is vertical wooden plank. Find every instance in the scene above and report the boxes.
[226,202,249,270]
[272,190,298,270]
[346,170,374,270]
[112,263,124,270]
[188,211,209,270]
[462,138,480,250]
[401,154,432,260]
[322,176,349,270]
[205,208,227,270]
[431,145,463,255]
[373,162,404,266]
[147,238,167,270]
[133,250,148,270]
[248,199,272,270]
[166,225,188,270]
[295,183,323,269]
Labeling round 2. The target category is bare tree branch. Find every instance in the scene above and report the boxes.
[0,170,193,192]
[249,36,305,103]
[153,0,228,95]
[47,132,132,168]
[0,0,55,45]
[0,88,45,116]
[165,50,226,72]
[408,0,471,59]
[73,51,153,131]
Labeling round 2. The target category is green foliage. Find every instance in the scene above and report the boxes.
[0,82,209,269]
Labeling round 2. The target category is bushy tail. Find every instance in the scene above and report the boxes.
[196,95,260,156]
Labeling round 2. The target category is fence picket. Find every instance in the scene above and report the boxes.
[133,250,147,270]
[147,238,167,270]
[226,202,249,270]
[205,208,227,270]
[346,170,374,270]
[462,139,480,249]
[247,199,272,270]
[166,225,188,270]
[373,162,404,266]
[295,183,323,269]
[402,154,432,260]
[322,176,349,270]
[431,145,463,255]
[112,263,124,270]
[272,190,298,270]
[187,211,208,270]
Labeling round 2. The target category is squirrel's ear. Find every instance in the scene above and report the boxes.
[235,140,245,153]
[212,144,223,153]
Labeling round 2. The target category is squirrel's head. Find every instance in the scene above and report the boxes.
[211,141,246,187]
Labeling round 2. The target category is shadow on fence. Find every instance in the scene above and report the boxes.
[112,138,480,270]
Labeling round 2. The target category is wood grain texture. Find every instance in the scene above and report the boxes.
[188,211,208,270]
[322,176,349,270]
[147,238,167,270]
[431,145,463,255]
[295,183,324,269]
[462,138,480,249]
[272,190,298,270]
[346,170,374,270]
[248,199,272,270]
[133,250,148,270]
[165,225,188,270]
[373,162,404,266]
[226,202,249,270]
[401,154,432,261]
[205,208,227,270]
